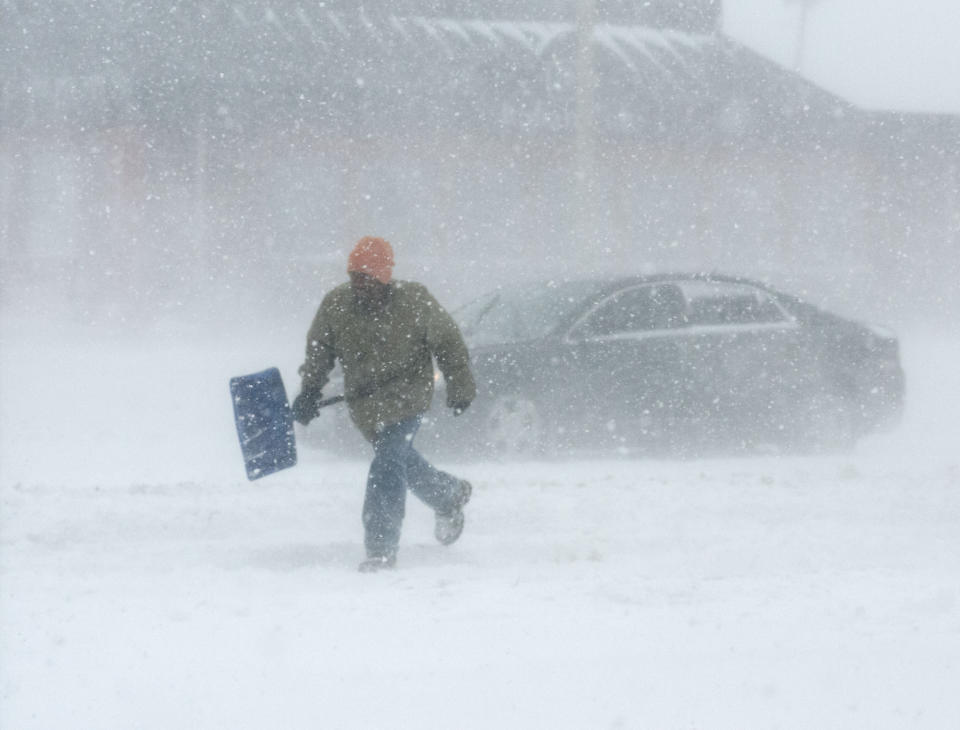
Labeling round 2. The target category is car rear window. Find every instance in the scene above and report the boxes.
[680,282,787,326]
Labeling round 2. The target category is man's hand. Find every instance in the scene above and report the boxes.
[450,400,471,417]
[291,389,323,425]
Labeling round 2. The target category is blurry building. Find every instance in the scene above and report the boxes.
[1,1,957,322]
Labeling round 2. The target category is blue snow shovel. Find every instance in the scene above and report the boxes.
[229,368,344,481]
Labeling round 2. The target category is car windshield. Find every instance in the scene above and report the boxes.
[456,280,604,346]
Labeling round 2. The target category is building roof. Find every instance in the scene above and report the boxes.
[0,3,897,143]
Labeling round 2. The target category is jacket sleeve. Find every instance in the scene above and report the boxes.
[422,287,476,407]
[298,292,338,394]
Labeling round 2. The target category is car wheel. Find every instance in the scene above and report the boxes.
[481,394,546,458]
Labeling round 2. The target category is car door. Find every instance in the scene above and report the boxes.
[677,280,805,440]
[560,283,690,444]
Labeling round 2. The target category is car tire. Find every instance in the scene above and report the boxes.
[481,393,548,458]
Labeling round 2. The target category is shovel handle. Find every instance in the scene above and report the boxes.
[316,394,345,409]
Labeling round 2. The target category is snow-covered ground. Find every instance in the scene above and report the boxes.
[1,315,958,729]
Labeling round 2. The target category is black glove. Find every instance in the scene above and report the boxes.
[291,389,323,425]
[451,400,471,417]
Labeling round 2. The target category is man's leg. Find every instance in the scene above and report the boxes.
[362,416,471,567]
[403,445,468,515]
[361,418,419,562]
[399,425,472,546]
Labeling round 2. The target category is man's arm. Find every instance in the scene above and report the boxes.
[422,287,476,411]
[294,293,339,423]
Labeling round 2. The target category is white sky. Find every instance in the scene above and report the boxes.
[722,0,960,115]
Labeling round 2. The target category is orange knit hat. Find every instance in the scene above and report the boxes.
[347,236,394,284]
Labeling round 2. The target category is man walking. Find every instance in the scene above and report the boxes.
[292,237,476,572]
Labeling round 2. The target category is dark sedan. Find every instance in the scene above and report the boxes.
[423,274,904,457]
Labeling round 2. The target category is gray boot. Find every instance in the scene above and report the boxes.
[435,480,471,546]
[358,551,397,573]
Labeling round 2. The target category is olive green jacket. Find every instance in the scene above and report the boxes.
[298,280,476,442]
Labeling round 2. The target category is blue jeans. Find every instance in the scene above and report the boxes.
[363,416,463,558]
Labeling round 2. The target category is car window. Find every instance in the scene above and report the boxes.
[680,282,787,326]
[577,284,688,337]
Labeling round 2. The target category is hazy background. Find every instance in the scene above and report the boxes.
[725,0,960,114]
[1,0,958,336]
